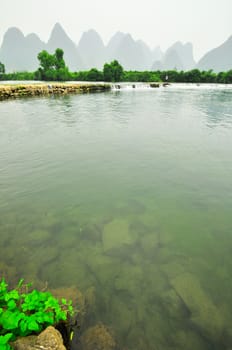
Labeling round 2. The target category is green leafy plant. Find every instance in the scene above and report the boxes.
[0,278,73,349]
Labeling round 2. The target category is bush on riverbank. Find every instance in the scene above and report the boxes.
[1,67,232,84]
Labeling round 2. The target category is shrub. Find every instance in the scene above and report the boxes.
[0,278,73,349]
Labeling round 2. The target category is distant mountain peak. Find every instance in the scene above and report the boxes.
[83,29,100,36]
[107,32,125,48]
[124,33,133,41]
[53,22,63,31]
[78,29,105,69]
[226,35,232,43]
[78,29,104,47]
[51,22,67,36]
[47,22,77,53]
[197,35,232,72]
[184,42,193,47]
[25,33,44,43]
[3,27,24,40]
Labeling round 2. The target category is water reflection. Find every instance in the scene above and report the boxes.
[197,90,232,128]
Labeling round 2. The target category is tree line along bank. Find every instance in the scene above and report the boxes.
[0,48,232,84]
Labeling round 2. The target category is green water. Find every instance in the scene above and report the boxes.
[1,85,232,349]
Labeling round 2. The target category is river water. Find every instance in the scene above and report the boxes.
[0,84,232,349]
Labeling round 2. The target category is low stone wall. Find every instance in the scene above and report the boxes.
[0,83,111,100]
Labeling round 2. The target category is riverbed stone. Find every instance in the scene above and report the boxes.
[161,288,188,321]
[126,327,147,350]
[27,229,51,246]
[102,219,132,252]
[161,261,188,279]
[12,326,66,350]
[40,212,60,230]
[174,330,209,350]
[86,251,120,286]
[171,272,224,342]
[109,296,136,336]
[114,263,142,293]
[139,231,160,258]
[80,323,115,350]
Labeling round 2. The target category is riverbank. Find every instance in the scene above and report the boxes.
[0,82,111,99]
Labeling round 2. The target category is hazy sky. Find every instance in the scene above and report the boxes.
[1,0,231,60]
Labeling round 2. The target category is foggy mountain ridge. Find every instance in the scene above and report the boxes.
[152,41,195,71]
[197,35,232,72]
[0,22,231,73]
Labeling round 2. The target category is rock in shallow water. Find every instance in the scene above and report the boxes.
[171,272,224,343]
[102,219,132,252]
[80,323,116,350]
[12,326,66,350]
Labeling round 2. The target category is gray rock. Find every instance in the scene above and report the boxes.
[12,326,66,350]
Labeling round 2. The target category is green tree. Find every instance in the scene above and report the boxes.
[183,69,201,83]
[103,60,124,82]
[0,62,5,74]
[216,71,226,84]
[224,70,232,84]
[54,48,65,70]
[37,50,55,71]
[35,48,70,81]
[86,68,103,81]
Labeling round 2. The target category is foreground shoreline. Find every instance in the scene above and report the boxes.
[0,82,111,99]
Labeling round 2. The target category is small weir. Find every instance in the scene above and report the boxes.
[111,82,170,90]
[0,82,111,100]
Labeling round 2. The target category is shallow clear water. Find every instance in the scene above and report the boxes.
[1,85,232,349]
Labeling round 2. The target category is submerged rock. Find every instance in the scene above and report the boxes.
[50,286,84,313]
[27,229,51,246]
[174,330,210,350]
[85,286,96,310]
[86,251,121,287]
[139,231,160,257]
[114,264,142,293]
[102,219,132,252]
[161,288,188,321]
[80,323,115,350]
[171,272,224,342]
[109,296,137,336]
[12,326,66,350]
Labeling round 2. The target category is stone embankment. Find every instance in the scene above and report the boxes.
[0,83,111,100]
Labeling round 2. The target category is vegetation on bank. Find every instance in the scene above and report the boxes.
[0,48,232,83]
[0,278,73,350]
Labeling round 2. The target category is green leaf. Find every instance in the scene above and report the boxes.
[19,319,28,335]
[5,290,19,301]
[41,312,54,325]
[17,279,24,288]
[7,300,17,310]
[0,310,22,330]
[0,333,13,344]
[0,279,8,298]
[68,305,73,315]
[28,320,40,332]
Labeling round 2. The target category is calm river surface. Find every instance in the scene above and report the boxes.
[1,84,232,349]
